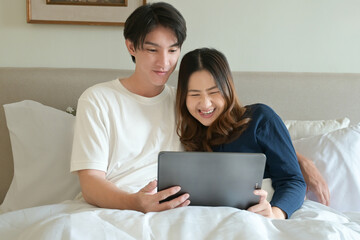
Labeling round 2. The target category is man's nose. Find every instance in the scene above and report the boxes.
[157,51,169,68]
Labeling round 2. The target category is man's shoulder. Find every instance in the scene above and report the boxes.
[86,79,118,92]
[80,79,119,99]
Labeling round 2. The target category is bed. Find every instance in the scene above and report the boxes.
[1,67,360,239]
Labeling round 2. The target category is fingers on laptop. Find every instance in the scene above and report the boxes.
[253,189,268,203]
[157,187,190,210]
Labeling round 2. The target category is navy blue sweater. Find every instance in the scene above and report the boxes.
[212,104,306,218]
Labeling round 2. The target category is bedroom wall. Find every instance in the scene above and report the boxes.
[0,0,359,73]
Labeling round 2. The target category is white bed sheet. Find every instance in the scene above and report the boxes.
[1,200,359,240]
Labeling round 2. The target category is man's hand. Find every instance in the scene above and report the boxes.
[297,152,330,206]
[131,180,190,213]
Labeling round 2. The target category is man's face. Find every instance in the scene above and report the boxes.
[130,26,181,89]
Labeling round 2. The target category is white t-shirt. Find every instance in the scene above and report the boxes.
[70,79,182,193]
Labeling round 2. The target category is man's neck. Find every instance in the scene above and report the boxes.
[119,76,165,98]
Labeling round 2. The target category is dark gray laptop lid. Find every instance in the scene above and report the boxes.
[157,151,266,209]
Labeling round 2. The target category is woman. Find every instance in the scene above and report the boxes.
[175,48,306,219]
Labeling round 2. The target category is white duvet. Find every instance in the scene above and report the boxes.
[1,200,360,240]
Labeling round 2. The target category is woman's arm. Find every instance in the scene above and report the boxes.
[296,153,330,206]
[254,104,306,218]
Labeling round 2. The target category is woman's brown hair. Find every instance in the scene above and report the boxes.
[176,48,250,152]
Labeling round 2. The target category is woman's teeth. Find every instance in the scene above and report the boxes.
[200,109,214,115]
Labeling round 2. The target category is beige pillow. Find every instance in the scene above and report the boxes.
[284,118,350,140]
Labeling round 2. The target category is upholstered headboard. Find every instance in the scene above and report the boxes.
[1,67,359,204]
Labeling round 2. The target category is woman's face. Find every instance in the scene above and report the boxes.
[186,70,226,126]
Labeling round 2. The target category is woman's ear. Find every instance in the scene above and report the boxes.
[125,39,136,55]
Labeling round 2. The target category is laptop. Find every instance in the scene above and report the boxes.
[157,151,266,209]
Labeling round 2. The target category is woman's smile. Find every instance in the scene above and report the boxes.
[186,70,225,126]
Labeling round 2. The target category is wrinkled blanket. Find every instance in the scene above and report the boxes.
[1,200,359,240]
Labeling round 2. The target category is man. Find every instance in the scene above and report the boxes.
[70,2,329,213]
[71,2,189,213]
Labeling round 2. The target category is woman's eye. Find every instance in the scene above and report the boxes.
[147,49,156,52]
[210,91,220,95]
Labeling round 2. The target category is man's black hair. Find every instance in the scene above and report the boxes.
[124,2,187,63]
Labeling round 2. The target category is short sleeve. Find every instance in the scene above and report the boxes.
[70,95,110,173]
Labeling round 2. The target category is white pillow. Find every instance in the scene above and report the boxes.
[284,118,350,141]
[1,100,80,212]
[293,124,360,212]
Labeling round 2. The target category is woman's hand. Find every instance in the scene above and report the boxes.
[247,189,286,219]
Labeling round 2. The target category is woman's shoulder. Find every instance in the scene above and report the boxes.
[245,103,277,119]
[244,103,287,138]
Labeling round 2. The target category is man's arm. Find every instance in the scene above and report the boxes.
[296,152,330,206]
[77,169,190,213]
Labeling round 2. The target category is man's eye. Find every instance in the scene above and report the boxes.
[147,49,156,52]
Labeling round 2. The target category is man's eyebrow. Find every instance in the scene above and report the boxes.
[144,41,180,48]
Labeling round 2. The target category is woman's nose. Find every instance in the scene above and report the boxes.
[200,95,212,108]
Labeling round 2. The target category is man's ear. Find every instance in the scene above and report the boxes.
[125,39,136,55]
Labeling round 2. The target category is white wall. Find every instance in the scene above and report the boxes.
[0,0,359,73]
